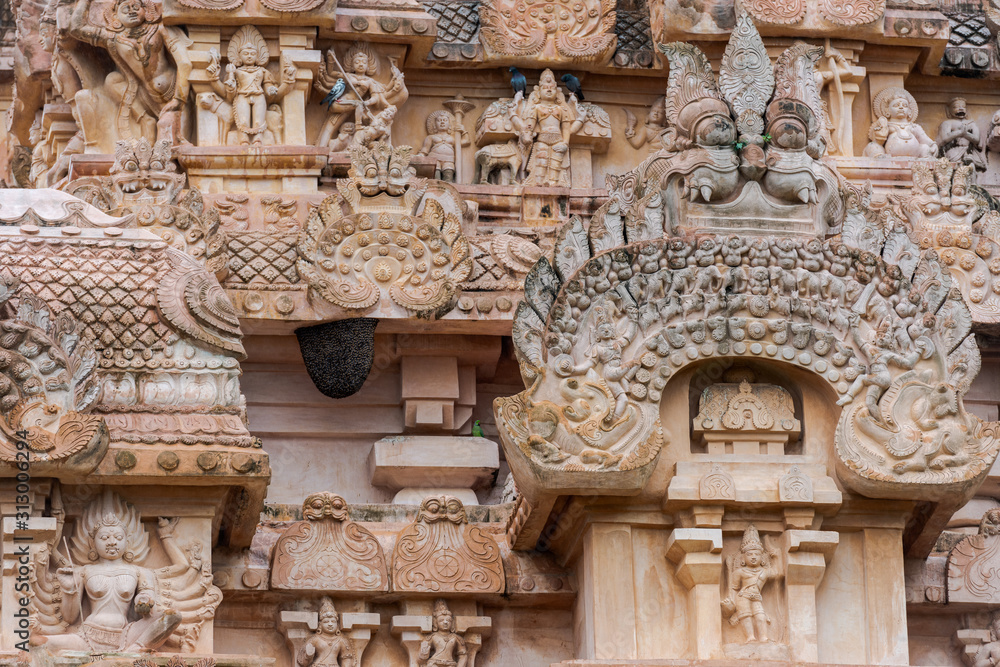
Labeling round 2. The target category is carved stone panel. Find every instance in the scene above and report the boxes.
[391,495,504,594]
[271,492,389,592]
[479,0,617,65]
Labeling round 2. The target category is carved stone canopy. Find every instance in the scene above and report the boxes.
[693,378,801,455]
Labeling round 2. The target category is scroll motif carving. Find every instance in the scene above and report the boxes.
[818,0,884,26]
[391,495,505,594]
[479,0,617,65]
[948,509,1000,604]
[271,492,389,592]
[699,464,736,500]
[741,0,806,25]
[297,142,472,317]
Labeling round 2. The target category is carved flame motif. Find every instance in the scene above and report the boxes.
[818,0,884,26]
[297,142,472,317]
[948,532,1000,603]
[392,495,504,593]
[272,492,389,592]
[479,0,617,64]
[719,12,774,138]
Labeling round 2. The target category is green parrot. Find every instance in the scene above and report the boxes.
[472,420,484,437]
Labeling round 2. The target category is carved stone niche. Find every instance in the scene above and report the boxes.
[271,492,389,592]
[478,0,617,66]
[391,495,505,594]
[278,597,380,667]
[692,375,801,456]
[391,599,491,667]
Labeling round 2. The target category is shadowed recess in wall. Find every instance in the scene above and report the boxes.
[296,318,379,398]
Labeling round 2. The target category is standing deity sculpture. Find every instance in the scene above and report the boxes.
[624,96,668,152]
[418,110,471,182]
[722,525,782,644]
[203,26,296,146]
[513,69,582,187]
[29,489,221,653]
[67,0,192,144]
[296,598,355,667]
[937,97,986,172]
[813,43,852,156]
[313,43,408,150]
[863,87,937,159]
[418,600,468,667]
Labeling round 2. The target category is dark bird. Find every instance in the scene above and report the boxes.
[561,73,584,101]
[509,67,527,96]
[472,420,484,438]
[322,78,347,110]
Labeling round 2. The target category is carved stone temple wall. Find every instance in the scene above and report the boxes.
[10,0,1000,666]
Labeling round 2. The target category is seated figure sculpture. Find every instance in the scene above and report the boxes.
[864,87,937,158]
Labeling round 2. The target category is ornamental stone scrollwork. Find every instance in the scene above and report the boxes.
[739,0,884,28]
[65,139,228,279]
[271,492,389,592]
[947,509,1000,607]
[297,142,472,318]
[478,0,617,66]
[0,286,108,474]
[654,18,843,236]
[391,495,504,594]
[29,489,222,653]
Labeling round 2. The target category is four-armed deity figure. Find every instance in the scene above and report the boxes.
[418,600,468,667]
[314,42,408,150]
[68,0,192,144]
[296,598,355,667]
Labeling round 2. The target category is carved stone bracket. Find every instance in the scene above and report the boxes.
[278,599,380,667]
[390,600,491,667]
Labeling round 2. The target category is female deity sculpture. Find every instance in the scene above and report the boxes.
[205,25,296,146]
[514,69,581,187]
[314,42,408,150]
[624,96,668,151]
[29,489,219,653]
[418,110,470,182]
[863,87,937,159]
[296,598,354,667]
[418,600,467,667]
[68,0,192,144]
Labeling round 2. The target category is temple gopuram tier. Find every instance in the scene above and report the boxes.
[8,0,1000,665]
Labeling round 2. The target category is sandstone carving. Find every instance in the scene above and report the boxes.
[392,600,492,667]
[391,495,504,594]
[67,0,193,145]
[958,611,1000,667]
[723,525,782,644]
[297,142,472,318]
[420,600,469,667]
[294,599,354,667]
[478,0,617,65]
[693,378,801,455]
[271,492,389,592]
[30,489,222,653]
[937,97,987,172]
[624,96,668,152]
[202,26,296,146]
[864,87,937,159]
[314,43,408,151]
[948,509,1000,605]
[418,109,471,183]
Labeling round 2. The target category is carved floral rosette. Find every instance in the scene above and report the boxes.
[297,143,472,318]
[391,495,504,594]
[478,0,617,65]
[497,154,999,513]
[271,492,389,592]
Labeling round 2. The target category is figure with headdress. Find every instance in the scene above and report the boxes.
[418,600,467,667]
[418,110,470,182]
[204,25,295,146]
[722,525,782,644]
[864,87,937,159]
[67,0,192,144]
[29,489,221,653]
[624,96,668,152]
[514,69,582,187]
[937,97,987,172]
[314,42,408,150]
[296,598,354,667]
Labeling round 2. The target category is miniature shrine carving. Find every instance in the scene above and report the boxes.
[693,378,801,455]
[297,142,472,318]
[29,489,221,653]
[391,495,504,594]
[271,492,389,592]
[864,87,937,159]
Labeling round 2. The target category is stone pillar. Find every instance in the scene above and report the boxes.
[277,28,319,147]
[575,523,638,659]
[864,527,909,665]
[781,529,840,662]
[665,527,723,660]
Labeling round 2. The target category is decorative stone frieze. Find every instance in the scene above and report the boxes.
[478,0,617,66]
